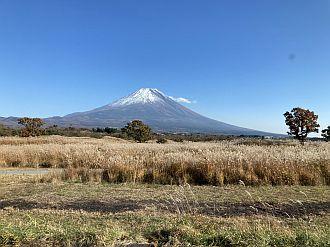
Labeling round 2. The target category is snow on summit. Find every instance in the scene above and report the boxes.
[111,88,167,106]
[6,87,276,136]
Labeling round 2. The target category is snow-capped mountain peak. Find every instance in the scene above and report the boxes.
[111,88,167,106]
[0,87,277,136]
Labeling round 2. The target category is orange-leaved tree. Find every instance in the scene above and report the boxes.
[18,117,45,137]
[284,107,319,144]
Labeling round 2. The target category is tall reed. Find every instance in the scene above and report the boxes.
[0,136,329,186]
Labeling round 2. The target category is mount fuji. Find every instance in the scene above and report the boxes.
[1,88,277,136]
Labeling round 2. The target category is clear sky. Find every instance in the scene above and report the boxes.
[0,0,329,134]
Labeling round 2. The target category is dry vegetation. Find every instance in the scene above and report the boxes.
[0,136,329,186]
[0,137,329,246]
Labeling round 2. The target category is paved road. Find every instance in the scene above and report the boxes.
[0,169,52,175]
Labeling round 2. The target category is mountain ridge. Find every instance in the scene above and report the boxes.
[0,88,281,136]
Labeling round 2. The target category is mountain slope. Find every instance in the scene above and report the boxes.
[0,117,20,128]
[43,88,276,136]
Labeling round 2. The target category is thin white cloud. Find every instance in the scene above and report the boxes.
[169,96,196,104]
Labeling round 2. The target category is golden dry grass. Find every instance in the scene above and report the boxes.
[0,136,329,186]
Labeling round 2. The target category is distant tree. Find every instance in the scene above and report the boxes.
[321,126,330,141]
[93,127,104,133]
[44,125,60,136]
[284,107,319,144]
[0,124,13,136]
[92,127,118,134]
[156,136,167,144]
[104,127,118,134]
[18,117,45,137]
[121,120,152,143]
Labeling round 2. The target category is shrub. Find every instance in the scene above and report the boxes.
[121,120,152,143]
[156,137,167,144]
[321,126,330,141]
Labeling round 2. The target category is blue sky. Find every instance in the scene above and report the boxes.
[0,0,329,134]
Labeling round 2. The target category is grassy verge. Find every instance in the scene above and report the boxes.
[0,176,329,246]
[1,210,328,247]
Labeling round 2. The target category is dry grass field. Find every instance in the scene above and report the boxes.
[0,136,329,186]
[0,136,329,246]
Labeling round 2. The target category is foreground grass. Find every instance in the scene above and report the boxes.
[1,210,329,247]
[0,176,329,246]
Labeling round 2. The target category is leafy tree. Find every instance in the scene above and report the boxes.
[92,127,118,134]
[284,107,319,144]
[156,137,167,144]
[93,127,104,133]
[121,120,152,143]
[104,127,118,134]
[44,125,60,135]
[0,124,13,136]
[321,126,330,141]
[18,117,45,137]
